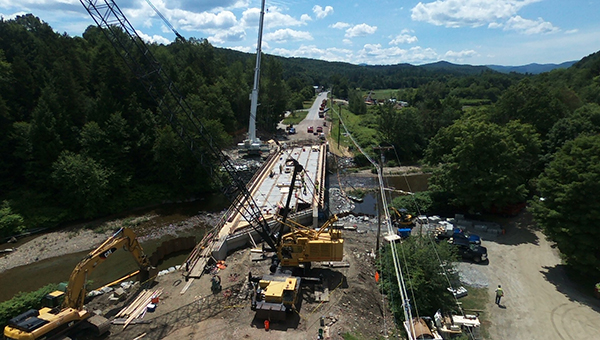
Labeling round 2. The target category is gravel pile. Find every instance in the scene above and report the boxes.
[454,262,489,288]
[328,187,356,214]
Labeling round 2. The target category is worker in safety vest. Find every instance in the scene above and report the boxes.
[495,285,504,305]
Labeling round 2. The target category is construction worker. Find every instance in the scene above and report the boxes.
[495,285,504,305]
[211,275,222,294]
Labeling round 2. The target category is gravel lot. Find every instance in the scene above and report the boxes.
[461,212,600,340]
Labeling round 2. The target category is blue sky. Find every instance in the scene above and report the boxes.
[2,0,600,66]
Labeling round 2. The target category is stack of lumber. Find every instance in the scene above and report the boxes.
[114,288,163,329]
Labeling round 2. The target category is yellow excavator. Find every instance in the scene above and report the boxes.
[390,206,415,227]
[4,227,156,340]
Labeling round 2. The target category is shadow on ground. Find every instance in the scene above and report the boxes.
[488,211,540,246]
[105,281,247,340]
[540,264,600,313]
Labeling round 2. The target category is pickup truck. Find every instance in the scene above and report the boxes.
[450,237,488,263]
[436,226,481,245]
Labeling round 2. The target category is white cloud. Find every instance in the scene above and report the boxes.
[207,26,246,44]
[242,7,305,29]
[330,21,350,29]
[356,44,439,65]
[0,11,27,20]
[445,49,477,58]
[270,44,354,62]
[565,29,578,34]
[411,0,541,28]
[312,5,333,19]
[300,14,312,22]
[264,28,313,43]
[135,30,171,45]
[444,49,478,61]
[345,23,377,38]
[504,15,559,34]
[343,38,353,45]
[176,10,237,30]
[390,33,418,45]
[230,45,252,53]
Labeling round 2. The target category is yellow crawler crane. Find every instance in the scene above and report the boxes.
[277,214,344,268]
[4,228,156,340]
[250,214,345,321]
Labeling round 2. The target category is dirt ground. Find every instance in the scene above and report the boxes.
[470,213,600,340]
[91,219,398,340]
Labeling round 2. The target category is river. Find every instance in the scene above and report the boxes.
[0,196,228,303]
[351,173,431,215]
[0,173,429,303]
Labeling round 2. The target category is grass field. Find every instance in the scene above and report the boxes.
[283,110,308,125]
[328,105,380,157]
[457,287,490,339]
[361,89,398,100]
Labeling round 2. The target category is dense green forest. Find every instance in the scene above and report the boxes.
[0,14,519,234]
[0,14,314,232]
[1,13,599,279]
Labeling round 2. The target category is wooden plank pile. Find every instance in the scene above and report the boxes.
[114,288,163,329]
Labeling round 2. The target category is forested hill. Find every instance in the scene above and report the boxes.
[1,13,600,238]
[486,61,577,74]
[216,48,505,92]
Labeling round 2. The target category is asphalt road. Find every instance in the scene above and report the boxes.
[287,91,329,142]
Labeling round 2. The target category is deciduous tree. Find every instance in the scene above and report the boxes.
[531,134,600,276]
[51,151,113,218]
[426,119,541,212]
[378,237,459,321]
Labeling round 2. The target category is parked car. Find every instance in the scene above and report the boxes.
[307,126,314,133]
[450,229,481,245]
[317,126,323,133]
[436,227,481,245]
[450,237,488,263]
[288,127,296,135]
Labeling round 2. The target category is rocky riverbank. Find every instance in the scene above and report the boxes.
[0,212,222,274]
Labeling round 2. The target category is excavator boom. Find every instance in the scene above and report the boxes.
[4,227,154,340]
[64,227,154,310]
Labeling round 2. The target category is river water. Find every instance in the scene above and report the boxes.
[0,173,429,303]
[0,196,228,302]
[351,173,431,215]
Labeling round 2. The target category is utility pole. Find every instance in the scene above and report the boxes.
[373,145,394,256]
[337,104,342,150]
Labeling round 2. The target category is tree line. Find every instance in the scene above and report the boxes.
[0,14,317,235]
[1,12,599,281]
[372,52,600,281]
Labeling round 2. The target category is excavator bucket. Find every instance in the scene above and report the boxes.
[139,266,158,284]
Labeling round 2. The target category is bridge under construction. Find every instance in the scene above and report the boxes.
[181,143,328,292]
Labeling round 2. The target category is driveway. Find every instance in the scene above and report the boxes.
[463,213,600,339]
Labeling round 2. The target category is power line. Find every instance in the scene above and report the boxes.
[332,104,416,338]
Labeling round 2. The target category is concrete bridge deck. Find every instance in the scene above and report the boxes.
[181,143,327,293]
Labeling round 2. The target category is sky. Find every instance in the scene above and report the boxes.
[2,0,600,66]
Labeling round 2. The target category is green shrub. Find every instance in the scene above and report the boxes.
[0,201,25,238]
[0,283,60,329]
